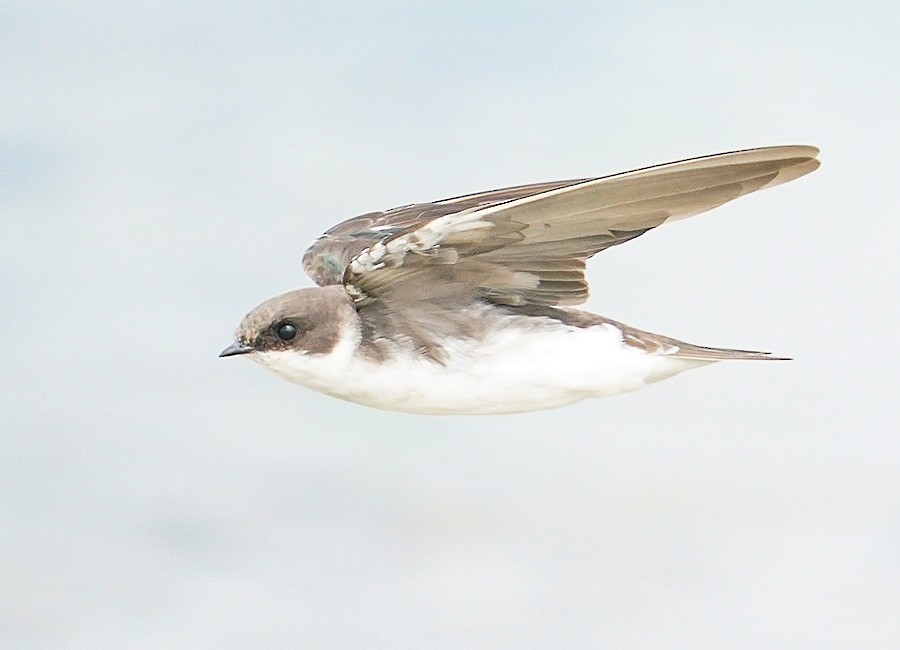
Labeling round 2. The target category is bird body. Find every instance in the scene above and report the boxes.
[221,146,819,414]
[250,294,714,415]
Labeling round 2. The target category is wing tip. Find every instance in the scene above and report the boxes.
[762,156,820,189]
[723,144,820,161]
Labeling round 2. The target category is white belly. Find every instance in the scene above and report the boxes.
[252,321,709,415]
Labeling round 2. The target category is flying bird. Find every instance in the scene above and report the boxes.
[221,146,819,414]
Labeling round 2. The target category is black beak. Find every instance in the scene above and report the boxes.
[219,341,253,358]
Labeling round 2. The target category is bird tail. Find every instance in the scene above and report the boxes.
[617,322,791,362]
[667,342,791,362]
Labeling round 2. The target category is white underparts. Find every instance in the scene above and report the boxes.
[251,317,711,415]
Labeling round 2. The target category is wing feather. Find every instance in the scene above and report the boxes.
[303,146,818,309]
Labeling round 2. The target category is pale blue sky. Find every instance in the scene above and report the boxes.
[2,2,899,647]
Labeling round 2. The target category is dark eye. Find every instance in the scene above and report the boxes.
[275,322,298,341]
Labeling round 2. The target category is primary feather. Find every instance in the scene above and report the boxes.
[303,146,819,311]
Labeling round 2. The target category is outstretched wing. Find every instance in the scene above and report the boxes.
[302,178,589,287]
[305,145,819,308]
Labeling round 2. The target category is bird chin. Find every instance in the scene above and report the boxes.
[250,349,320,385]
[251,339,372,404]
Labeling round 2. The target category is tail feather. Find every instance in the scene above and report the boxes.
[618,323,790,361]
[668,343,791,362]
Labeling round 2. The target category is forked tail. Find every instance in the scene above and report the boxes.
[667,342,791,362]
[617,322,791,361]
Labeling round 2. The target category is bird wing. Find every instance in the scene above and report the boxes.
[301,178,590,287]
[304,145,819,309]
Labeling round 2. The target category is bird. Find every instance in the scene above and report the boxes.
[220,145,819,415]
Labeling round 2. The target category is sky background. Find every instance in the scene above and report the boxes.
[2,2,899,648]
